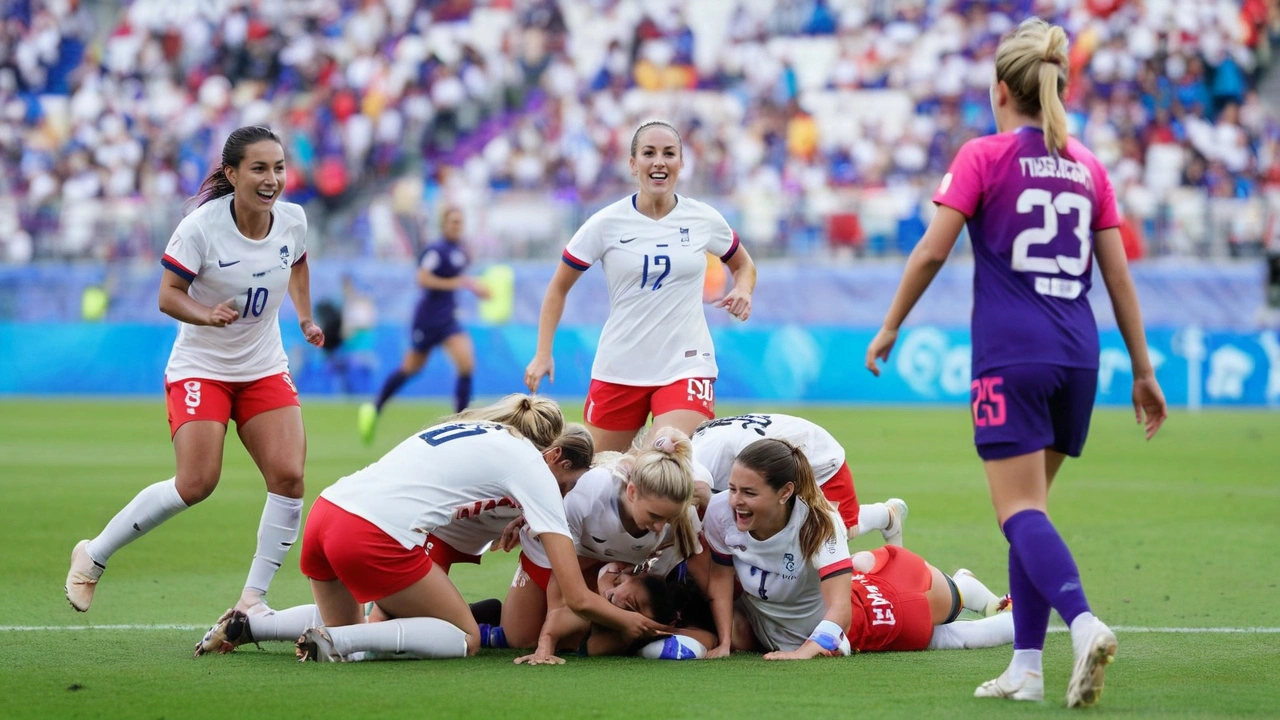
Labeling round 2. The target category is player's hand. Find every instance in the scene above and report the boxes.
[524,354,554,393]
[763,644,829,661]
[715,287,752,321]
[208,299,240,327]
[300,319,325,347]
[514,651,565,666]
[865,326,899,376]
[618,613,674,644]
[1132,374,1167,440]
[493,516,526,552]
[705,643,731,660]
[469,278,492,301]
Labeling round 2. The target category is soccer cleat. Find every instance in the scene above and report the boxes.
[954,568,1008,617]
[194,608,258,658]
[357,402,378,446]
[974,669,1045,702]
[882,498,909,547]
[296,627,344,663]
[1066,618,1118,708]
[65,540,104,612]
[233,595,274,617]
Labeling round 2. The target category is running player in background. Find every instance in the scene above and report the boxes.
[865,18,1168,707]
[66,126,323,628]
[493,427,701,651]
[291,394,669,663]
[359,207,489,445]
[692,413,907,542]
[524,120,758,452]
[703,439,1013,662]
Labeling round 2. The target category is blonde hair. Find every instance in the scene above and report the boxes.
[734,438,836,562]
[548,423,595,470]
[444,393,564,450]
[611,427,698,558]
[994,17,1070,154]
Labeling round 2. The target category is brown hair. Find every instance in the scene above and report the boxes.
[734,438,836,562]
[629,120,683,158]
[548,423,594,470]
[994,18,1070,153]
[189,126,283,212]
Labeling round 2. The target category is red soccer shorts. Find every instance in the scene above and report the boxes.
[299,497,434,604]
[425,534,482,574]
[164,371,299,437]
[849,546,935,652]
[584,376,716,431]
[513,551,552,592]
[821,462,861,530]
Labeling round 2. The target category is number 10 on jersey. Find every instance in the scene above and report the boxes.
[240,287,268,318]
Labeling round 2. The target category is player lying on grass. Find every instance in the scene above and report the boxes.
[704,438,1014,660]
[691,413,908,541]
[513,561,718,665]
[485,428,704,650]
[290,394,668,662]
[194,419,596,658]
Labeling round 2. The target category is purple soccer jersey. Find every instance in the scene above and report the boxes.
[934,127,1120,376]
[414,240,469,325]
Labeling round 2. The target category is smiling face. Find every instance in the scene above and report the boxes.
[629,125,683,199]
[226,140,285,213]
[603,574,656,618]
[621,482,686,536]
[727,462,792,538]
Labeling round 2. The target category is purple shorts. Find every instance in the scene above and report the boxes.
[410,318,463,353]
[970,364,1097,461]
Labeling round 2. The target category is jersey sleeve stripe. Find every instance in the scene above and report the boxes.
[161,255,196,282]
[710,549,734,566]
[292,251,307,266]
[719,231,740,262]
[819,558,853,579]
[561,249,590,271]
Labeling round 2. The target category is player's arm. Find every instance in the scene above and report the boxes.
[287,255,324,346]
[514,575,591,665]
[718,243,756,321]
[541,534,671,641]
[865,205,967,376]
[416,266,475,292]
[158,270,238,327]
[1094,226,1168,439]
[762,571,853,661]
[525,262,584,391]
[705,554,735,658]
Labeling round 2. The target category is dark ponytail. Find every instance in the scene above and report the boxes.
[187,126,283,213]
[734,438,836,562]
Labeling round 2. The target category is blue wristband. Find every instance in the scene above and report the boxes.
[808,620,845,652]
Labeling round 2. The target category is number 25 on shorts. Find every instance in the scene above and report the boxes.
[971,376,1006,427]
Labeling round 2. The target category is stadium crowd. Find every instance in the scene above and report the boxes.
[1,0,1277,263]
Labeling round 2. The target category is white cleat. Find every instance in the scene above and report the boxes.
[296,628,344,663]
[65,540,104,612]
[194,608,258,658]
[1067,618,1118,708]
[974,669,1045,702]
[881,498,908,547]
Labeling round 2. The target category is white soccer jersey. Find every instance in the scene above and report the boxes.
[520,464,699,570]
[426,500,521,557]
[319,422,571,551]
[562,193,740,386]
[702,493,852,652]
[692,414,846,492]
[161,194,308,382]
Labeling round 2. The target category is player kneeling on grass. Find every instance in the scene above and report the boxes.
[515,562,718,664]
[703,439,1015,660]
[194,420,597,658]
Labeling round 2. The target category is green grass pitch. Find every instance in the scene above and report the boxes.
[1,398,1277,718]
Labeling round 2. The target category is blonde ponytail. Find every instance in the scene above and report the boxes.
[995,17,1070,153]
[620,427,698,558]
[734,438,837,562]
[442,393,565,449]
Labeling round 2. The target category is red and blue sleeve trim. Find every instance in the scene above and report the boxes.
[561,249,590,271]
[819,558,854,580]
[710,549,734,566]
[719,231,740,263]
[161,254,196,283]
[292,251,308,266]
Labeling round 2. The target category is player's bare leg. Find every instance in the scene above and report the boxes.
[650,409,709,445]
[586,424,643,454]
[498,564,550,648]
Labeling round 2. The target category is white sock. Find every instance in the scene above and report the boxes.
[1010,647,1044,676]
[243,493,304,596]
[86,478,187,564]
[248,604,322,642]
[327,618,469,660]
[1069,611,1100,645]
[926,613,1014,650]
[856,502,891,537]
[952,573,1000,614]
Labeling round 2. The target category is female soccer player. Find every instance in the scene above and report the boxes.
[703,439,1014,662]
[864,19,1168,707]
[66,126,323,624]
[495,427,701,649]
[692,413,908,541]
[524,120,758,452]
[358,206,490,445]
[292,394,669,662]
[194,421,596,658]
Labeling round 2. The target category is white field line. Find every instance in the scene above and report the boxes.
[2,624,1279,633]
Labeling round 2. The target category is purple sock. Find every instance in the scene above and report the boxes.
[454,374,472,413]
[1008,544,1051,650]
[374,369,410,412]
[1003,509,1092,628]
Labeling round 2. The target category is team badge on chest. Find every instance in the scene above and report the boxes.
[679,227,690,247]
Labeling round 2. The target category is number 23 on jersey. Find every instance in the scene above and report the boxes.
[1011,189,1092,300]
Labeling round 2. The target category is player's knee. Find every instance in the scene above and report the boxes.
[176,473,220,505]
[852,551,876,573]
[266,468,305,499]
